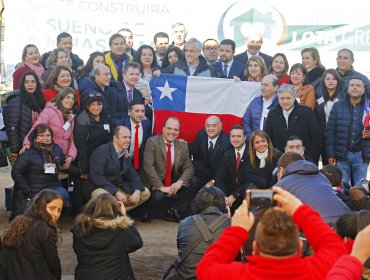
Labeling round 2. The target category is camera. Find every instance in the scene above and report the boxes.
[246,189,276,210]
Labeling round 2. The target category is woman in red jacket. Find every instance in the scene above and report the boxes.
[13,44,45,90]
[43,65,80,107]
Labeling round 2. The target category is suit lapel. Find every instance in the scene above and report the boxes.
[159,136,167,162]
[174,141,181,171]
[109,143,121,172]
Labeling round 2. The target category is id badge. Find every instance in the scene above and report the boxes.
[103,124,110,132]
[44,163,56,174]
[63,121,71,131]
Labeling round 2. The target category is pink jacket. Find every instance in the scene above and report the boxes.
[23,102,77,160]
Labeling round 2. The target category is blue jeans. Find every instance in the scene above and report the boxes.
[337,151,369,186]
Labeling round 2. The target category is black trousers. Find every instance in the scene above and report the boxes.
[147,185,196,219]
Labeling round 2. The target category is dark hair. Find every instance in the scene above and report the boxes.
[270,53,289,77]
[128,99,145,110]
[248,130,278,169]
[44,65,74,89]
[192,187,227,214]
[2,189,63,248]
[54,87,79,113]
[33,123,54,140]
[57,32,72,44]
[112,125,128,137]
[336,210,370,240]
[109,33,125,47]
[320,165,343,187]
[123,62,141,75]
[19,71,45,112]
[203,38,219,48]
[133,45,158,76]
[255,208,299,256]
[245,55,268,80]
[21,44,40,62]
[290,63,310,85]
[154,32,169,44]
[85,91,105,108]
[230,125,245,136]
[337,48,354,60]
[286,135,304,146]
[75,193,133,238]
[45,48,70,69]
[277,152,304,169]
[219,39,236,52]
[161,46,185,69]
[320,68,343,102]
[78,51,105,79]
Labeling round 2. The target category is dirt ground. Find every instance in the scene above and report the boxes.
[0,166,179,280]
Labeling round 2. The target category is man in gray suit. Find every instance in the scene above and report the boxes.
[143,117,194,222]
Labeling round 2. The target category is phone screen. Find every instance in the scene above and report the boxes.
[247,189,275,210]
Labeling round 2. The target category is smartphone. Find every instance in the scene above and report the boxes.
[246,189,276,210]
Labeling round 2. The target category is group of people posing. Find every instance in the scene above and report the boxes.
[0,23,370,279]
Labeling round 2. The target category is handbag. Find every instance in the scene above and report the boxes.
[162,214,229,280]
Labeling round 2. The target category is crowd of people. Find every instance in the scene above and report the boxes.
[1,22,370,279]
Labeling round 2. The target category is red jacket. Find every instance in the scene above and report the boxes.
[43,88,81,107]
[196,205,346,280]
[326,255,363,280]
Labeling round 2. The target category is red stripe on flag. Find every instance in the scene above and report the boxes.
[154,110,242,143]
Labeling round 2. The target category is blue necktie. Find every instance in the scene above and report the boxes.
[223,64,228,77]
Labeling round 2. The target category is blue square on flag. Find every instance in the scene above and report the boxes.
[150,74,187,112]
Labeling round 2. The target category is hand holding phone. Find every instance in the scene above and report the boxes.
[246,189,276,211]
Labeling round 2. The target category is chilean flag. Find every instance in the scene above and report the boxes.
[150,74,261,142]
[364,100,370,129]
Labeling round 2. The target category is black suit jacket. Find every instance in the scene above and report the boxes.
[89,142,144,195]
[213,60,245,79]
[116,82,145,120]
[122,118,152,169]
[215,147,249,199]
[234,51,273,68]
[189,130,230,182]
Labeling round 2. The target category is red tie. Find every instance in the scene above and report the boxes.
[133,124,140,170]
[236,152,241,171]
[165,143,172,187]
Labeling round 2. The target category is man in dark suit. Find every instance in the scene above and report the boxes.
[265,84,322,163]
[213,39,245,79]
[234,32,273,69]
[87,126,150,212]
[122,100,152,171]
[215,125,249,213]
[117,62,152,121]
[143,117,194,222]
[189,116,230,190]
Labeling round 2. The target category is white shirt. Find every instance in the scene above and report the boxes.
[164,139,175,167]
[129,120,143,156]
[235,144,246,160]
[188,62,199,76]
[156,54,163,67]
[208,135,219,149]
[222,59,234,77]
[259,97,273,130]
[283,107,294,127]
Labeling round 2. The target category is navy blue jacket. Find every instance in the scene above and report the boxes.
[189,129,231,182]
[278,160,350,224]
[338,67,370,99]
[213,60,245,79]
[234,51,272,68]
[122,117,152,170]
[243,95,279,142]
[326,95,370,161]
[88,142,144,195]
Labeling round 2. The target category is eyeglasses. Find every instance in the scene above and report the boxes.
[88,93,103,97]
[37,133,51,138]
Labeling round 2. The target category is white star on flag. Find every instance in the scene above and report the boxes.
[157,80,177,101]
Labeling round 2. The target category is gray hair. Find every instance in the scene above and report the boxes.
[171,22,186,30]
[277,83,296,98]
[263,74,279,87]
[185,38,203,52]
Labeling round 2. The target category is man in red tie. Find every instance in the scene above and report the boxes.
[143,117,194,222]
[215,125,249,213]
[122,100,152,171]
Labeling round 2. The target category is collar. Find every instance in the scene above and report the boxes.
[130,119,141,128]
[235,144,246,157]
[283,107,294,114]
[113,142,126,158]
[208,135,219,146]
[247,50,260,58]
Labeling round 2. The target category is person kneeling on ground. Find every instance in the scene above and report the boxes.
[196,186,346,280]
